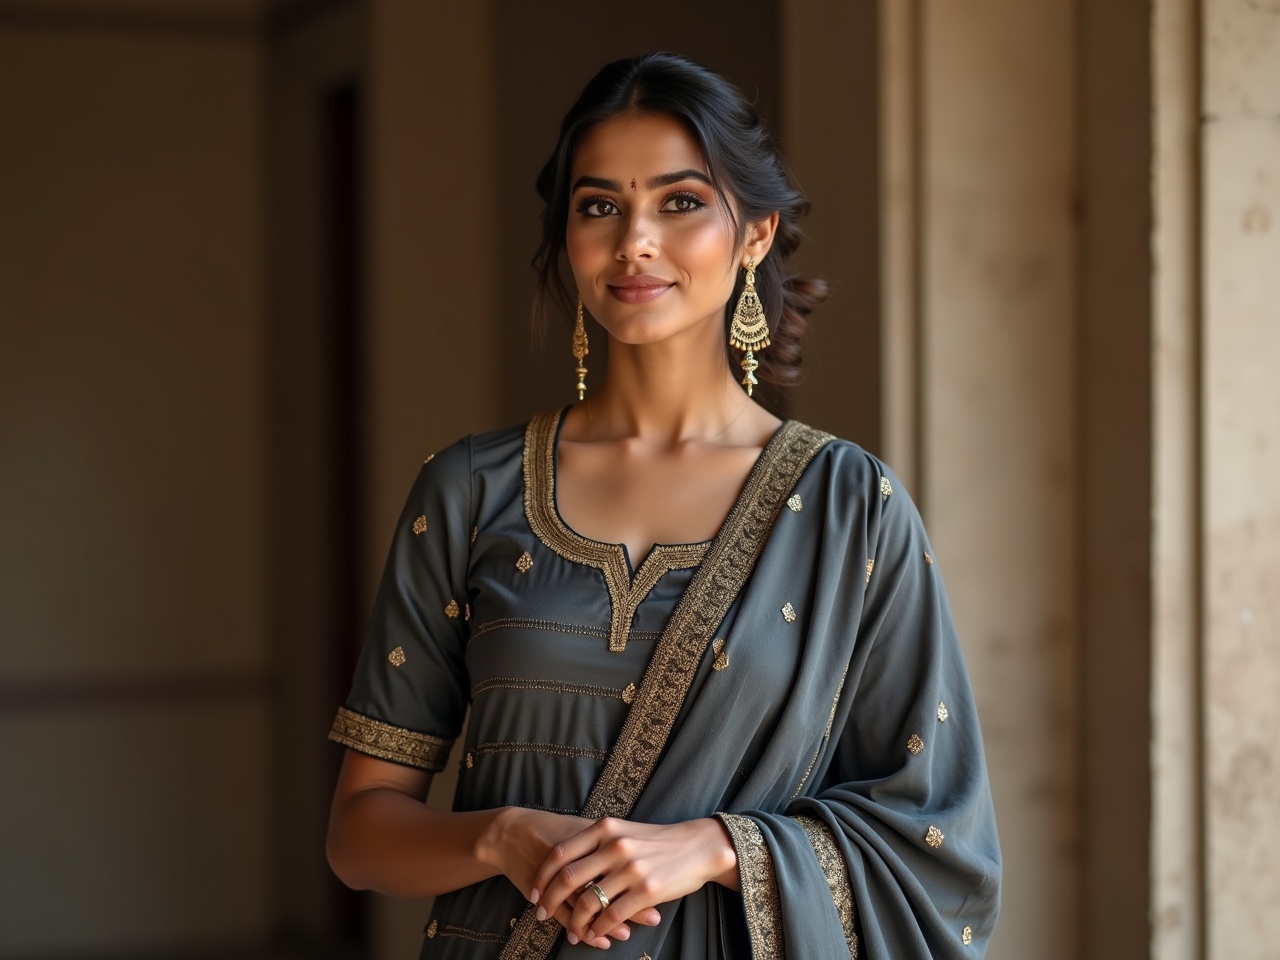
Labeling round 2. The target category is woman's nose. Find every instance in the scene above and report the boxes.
[615,212,657,260]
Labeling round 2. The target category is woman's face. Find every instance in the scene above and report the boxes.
[565,112,745,349]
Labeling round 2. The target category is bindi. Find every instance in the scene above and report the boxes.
[630,178,636,190]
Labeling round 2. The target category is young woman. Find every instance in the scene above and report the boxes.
[326,53,1000,959]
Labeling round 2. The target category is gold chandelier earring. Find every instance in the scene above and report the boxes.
[728,257,769,396]
[572,297,589,401]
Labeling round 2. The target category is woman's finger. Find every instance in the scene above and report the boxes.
[531,822,605,907]
[584,889,660,944]
[568,878,617,941]
[536,845,617,921]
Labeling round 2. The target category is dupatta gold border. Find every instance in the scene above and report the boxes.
[500,419,833,960]
[794,815,859,958]
[718,813,787,960]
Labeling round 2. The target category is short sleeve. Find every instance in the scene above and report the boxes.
[327,437,473,772]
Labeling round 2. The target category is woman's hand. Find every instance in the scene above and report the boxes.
[477,807,661,949]
[531,816,738,946]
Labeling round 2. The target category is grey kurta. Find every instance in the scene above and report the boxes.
[330,408,1001,959]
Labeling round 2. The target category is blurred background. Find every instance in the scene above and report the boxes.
[1,0,1277,958]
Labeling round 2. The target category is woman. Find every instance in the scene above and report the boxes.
[326,52,1000,959]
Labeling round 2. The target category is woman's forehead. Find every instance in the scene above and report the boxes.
[571,113,709,181]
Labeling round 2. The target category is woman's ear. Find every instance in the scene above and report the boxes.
[742,212,780,266]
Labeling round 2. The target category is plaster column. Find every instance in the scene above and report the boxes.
[880,2,1082,957]
[1201,1,1280,955]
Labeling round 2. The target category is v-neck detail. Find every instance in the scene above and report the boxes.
[521,408,784,653]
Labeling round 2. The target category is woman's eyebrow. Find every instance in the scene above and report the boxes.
[572,175,621,192]
[570,169,713,193]
[645,169,712,189]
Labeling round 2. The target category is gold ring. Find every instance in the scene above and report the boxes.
[584,880,610,911]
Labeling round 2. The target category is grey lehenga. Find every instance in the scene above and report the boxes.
[329,408,1001,959]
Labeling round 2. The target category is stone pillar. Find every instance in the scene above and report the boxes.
[1077,1,1155,957]
[1151,0,1202,956]
[1201,1,1280,955]
[917,2,1082,957]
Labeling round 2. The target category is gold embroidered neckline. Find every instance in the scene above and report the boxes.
[525,408,740,652]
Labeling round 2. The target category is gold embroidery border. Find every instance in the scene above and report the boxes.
[791,667,850,800]
[328,706,452,772]
[500,419,833,960]
[469,616,660,644]
[717,813,786,960]
[471,677,628,700]
[524,410,710,652]
[794,815,859,958]
[438,923,505,944]
[473,740,607,762]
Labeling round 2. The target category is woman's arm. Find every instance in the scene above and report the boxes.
[327,751,661,947]
[327,750,505,896]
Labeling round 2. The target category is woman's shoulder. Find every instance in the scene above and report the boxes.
[415,412,549,485]
[795,425,903,498]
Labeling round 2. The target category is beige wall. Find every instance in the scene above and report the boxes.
[0,4,273,954]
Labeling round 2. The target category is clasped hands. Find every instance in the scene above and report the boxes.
[485,808,738,950]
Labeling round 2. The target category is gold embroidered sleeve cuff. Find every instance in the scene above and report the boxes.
[715,813,786,960]
[328,706,453,772]
[793,814,859,958]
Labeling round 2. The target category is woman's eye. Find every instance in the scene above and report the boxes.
[661,193,706,213]
[577,198,619,217]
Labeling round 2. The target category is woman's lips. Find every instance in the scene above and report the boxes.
[607,277,675,304]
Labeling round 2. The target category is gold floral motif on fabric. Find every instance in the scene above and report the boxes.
[412,515,428,535]
[712,637,730,671]
[387,646,406,668]
[328,706,452,772]
[794,814,859,958]
[500,417,833,960]
[524,410,709,653]
[717,813,786,959]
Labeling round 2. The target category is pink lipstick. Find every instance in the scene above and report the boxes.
[607,275,675,304]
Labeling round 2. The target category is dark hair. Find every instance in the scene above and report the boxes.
[531,52,828,387]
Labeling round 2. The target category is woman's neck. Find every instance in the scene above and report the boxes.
[573,335,777,447]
